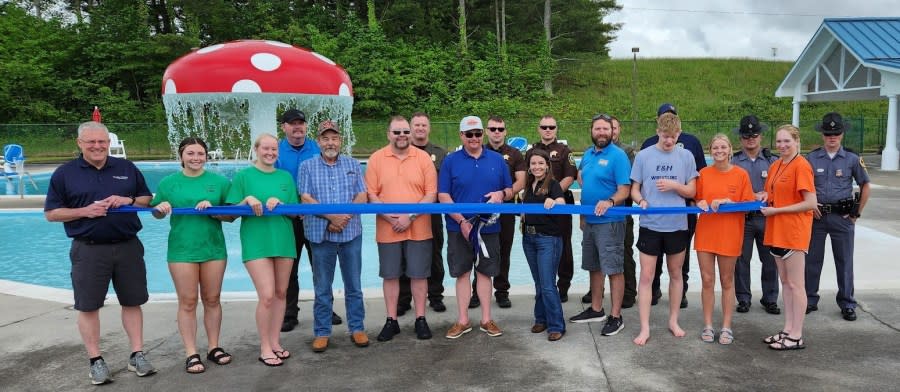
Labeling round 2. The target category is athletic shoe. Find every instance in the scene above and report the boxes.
[569,307,607,323]
[601,316,625,336]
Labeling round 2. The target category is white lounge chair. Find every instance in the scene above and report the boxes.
[108,132,127,159]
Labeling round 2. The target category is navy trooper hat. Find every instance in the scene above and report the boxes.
[732,115,769,136]
[815,112,850,136]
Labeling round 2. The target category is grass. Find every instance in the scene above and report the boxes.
[4,56,889,162]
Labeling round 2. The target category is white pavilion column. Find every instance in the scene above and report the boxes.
[792,100,801,127]
[882,95,899,171]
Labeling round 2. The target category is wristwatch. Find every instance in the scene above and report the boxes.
[607,198,616,205]
[409,213,418,221]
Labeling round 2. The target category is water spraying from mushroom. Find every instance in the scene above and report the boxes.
[161,40,354,160]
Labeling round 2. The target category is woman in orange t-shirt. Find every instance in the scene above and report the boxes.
[760,124,817,350]
[694,134,754,345]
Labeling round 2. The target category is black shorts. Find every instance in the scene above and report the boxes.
[446,232,500,278]
[70,238,149,311]
[636,227,690,257]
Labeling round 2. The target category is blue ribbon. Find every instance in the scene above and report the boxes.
[113,201,764,216]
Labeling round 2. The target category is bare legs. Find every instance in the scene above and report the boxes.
[635,251,685,346]
[774,252,806,342]
[169,260,227,369]
[698,252,737,331]
[455,270,493,325]
[245,257,293,363]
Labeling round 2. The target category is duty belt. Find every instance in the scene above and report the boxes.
[819,199,853,215]
[524,225,539,235]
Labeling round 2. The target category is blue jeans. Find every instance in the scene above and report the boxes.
[310,236,365,337]
[522,233,565,333]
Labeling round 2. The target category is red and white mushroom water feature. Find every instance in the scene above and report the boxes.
[161,40,354,159]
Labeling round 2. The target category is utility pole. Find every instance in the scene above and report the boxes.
[631,47,640,144]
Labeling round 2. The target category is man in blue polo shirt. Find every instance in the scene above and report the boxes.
[44,121,156,385]
[274,109,342,332]
[439,115,513,339]
[640,103,707,309]
[570,114,632,336]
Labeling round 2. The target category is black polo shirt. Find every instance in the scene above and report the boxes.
[486,143,526,203]
[45,156,151,242]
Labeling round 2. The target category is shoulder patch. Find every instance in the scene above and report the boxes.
[568,154,576,167]
[860,156,868,172]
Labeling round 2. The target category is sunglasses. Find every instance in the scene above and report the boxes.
[391,129,411,135]
[539,125,557,130]
[741,133,761,140]
[487,127,506,133]
[463,131,483,138]
[823,132,843,137]
[592,114,613,122]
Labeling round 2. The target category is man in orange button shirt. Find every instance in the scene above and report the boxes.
[366,115,439,341]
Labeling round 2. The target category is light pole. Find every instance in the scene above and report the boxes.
[631,47,640,145]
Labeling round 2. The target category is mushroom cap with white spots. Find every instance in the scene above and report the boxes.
[162,40,353,97]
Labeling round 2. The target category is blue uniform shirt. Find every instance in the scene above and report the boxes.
[806,147,870,203]
[579,143,632,224]
[276,137,320,184]
[732,148,777,193]
[438,148,513,233]
[44,156,152,242]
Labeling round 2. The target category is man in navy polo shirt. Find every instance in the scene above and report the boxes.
[44,121,156,385]
[640,103,707,309]
[439,115,513,339]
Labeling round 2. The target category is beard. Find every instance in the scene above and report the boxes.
[392,138,409,150]
[322,148,339,159]
[592,135,610,149]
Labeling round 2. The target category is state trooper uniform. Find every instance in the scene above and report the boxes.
[805,112,870,321]
[730,115,780,314]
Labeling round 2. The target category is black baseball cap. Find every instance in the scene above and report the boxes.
[281,109,306,123]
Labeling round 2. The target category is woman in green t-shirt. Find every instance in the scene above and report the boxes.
[151,137,234,374]
[225,133,298,367]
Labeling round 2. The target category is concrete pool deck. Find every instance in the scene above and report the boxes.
[1,155,899,390]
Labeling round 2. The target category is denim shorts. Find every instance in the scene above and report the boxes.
[581,221,625,274]
[377,240,432,279]
[636,227,689,256]
[446,231,500,278]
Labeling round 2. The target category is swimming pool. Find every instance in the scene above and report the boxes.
[0,211,585,294]
[2,161,251,196]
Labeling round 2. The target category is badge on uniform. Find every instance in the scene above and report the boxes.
[761,170,768,178]
[836,169,843,177]
[550,151,559,159]
[598,159,609,166]
[503,154,510,161]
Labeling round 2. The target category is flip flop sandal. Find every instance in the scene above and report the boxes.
[768,336,805,350]
[762,331,788,344]
[273,349,291,360]
[258,356,283,367]
[185,354,205,374]
[207,347,232,365]
[719,328,734,345]
[701,327,715,343]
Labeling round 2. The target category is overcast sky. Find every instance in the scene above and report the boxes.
[606,0,897,60]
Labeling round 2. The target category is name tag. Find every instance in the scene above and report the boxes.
[112,176,129,180]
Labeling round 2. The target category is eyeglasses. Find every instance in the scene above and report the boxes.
[391,129,411,135]
[539,125,557,130]
[463,131,483,138]
[79,139,109,146]
[741,133,761,140]
[487,127,506,133]
[592,114,613,121]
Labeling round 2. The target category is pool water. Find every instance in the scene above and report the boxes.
[0,211,586,294]
[3,161,251,196]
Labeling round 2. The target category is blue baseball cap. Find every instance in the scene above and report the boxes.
[657,103,677,117]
